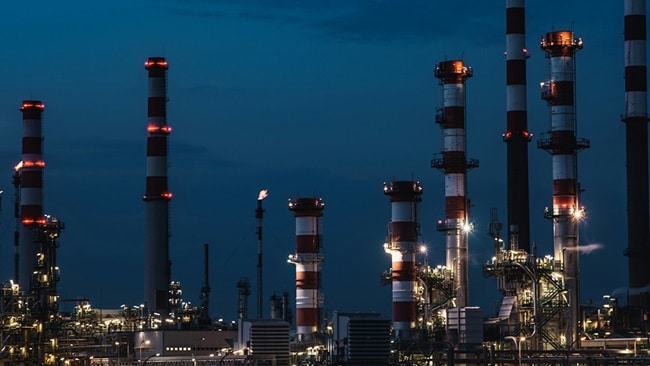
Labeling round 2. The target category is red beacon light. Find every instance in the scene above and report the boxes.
[20,101,45,110]
[21,160,45,168]
[144,58,168,69]
[147,125,172,134]
[162,192,173,199]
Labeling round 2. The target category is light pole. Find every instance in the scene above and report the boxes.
[139,339,151,362]
[519,336,525,363]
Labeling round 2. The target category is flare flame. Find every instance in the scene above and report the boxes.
[258,189,268,201]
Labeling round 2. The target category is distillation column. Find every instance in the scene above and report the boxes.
[505,0,532,251]
[383,181,422,339]
[17,100,45,291]
[143,57,173,314]
[199,243,211,327]
[623,0,650,316]
[237,278,251,320]
[288,198,325,341]
[432,60,478,308]
[539,31,589,348]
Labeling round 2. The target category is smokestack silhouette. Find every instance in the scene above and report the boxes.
[199,243,211,327]
[504,0,532,251]
[623,0,650,317]
[143,57,172,314]
[256,189,268,318]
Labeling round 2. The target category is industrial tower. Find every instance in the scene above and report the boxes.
[237,277,251,320]
[504,0,532,252]
[432,60,478,309]
[623,0,650,326]
[143,57,173,315]
[288,197,325,341]
[538,30,589,348]
[383,181,423,339]
[17,101,46,291]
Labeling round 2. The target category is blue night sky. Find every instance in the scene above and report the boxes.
[0,1,630,321]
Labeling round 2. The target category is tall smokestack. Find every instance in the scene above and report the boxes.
[199,243,211,327]
[539,31,588,348]
[256,189,268,318]
[505,0,532,251]
[383,181,422,339]
[288,197,324,341]
[17,100,45,291]
[623,0,650,317]
[432,60,477,308]
[13,166,21,282]
[143,57,172,314]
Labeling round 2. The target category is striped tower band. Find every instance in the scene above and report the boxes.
[432,60,477,308]
[623,0,650,309]
[383,181,422,339]
[505,0,531,251]
[288,197,324,340]
[143,57,172,314]
[18,100,45,290]
[539,30,588,348]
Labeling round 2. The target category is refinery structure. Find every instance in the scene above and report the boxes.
[1,1,650,366]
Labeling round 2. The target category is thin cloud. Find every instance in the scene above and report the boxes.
[160,0,502,45]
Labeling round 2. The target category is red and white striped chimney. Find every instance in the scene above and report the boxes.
[432,60,477,308]
[17,100,45,291]
[539,30,588,348]
[143,57,172,314]
[623,0,650,313]
[383,181,422,339]
[288,197,324,341]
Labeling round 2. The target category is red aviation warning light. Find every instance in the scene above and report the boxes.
[20,161,45,168]
[21,217,47,225]
[19,101,45,111]
[144,57,168,69]
[147,125,172,134]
